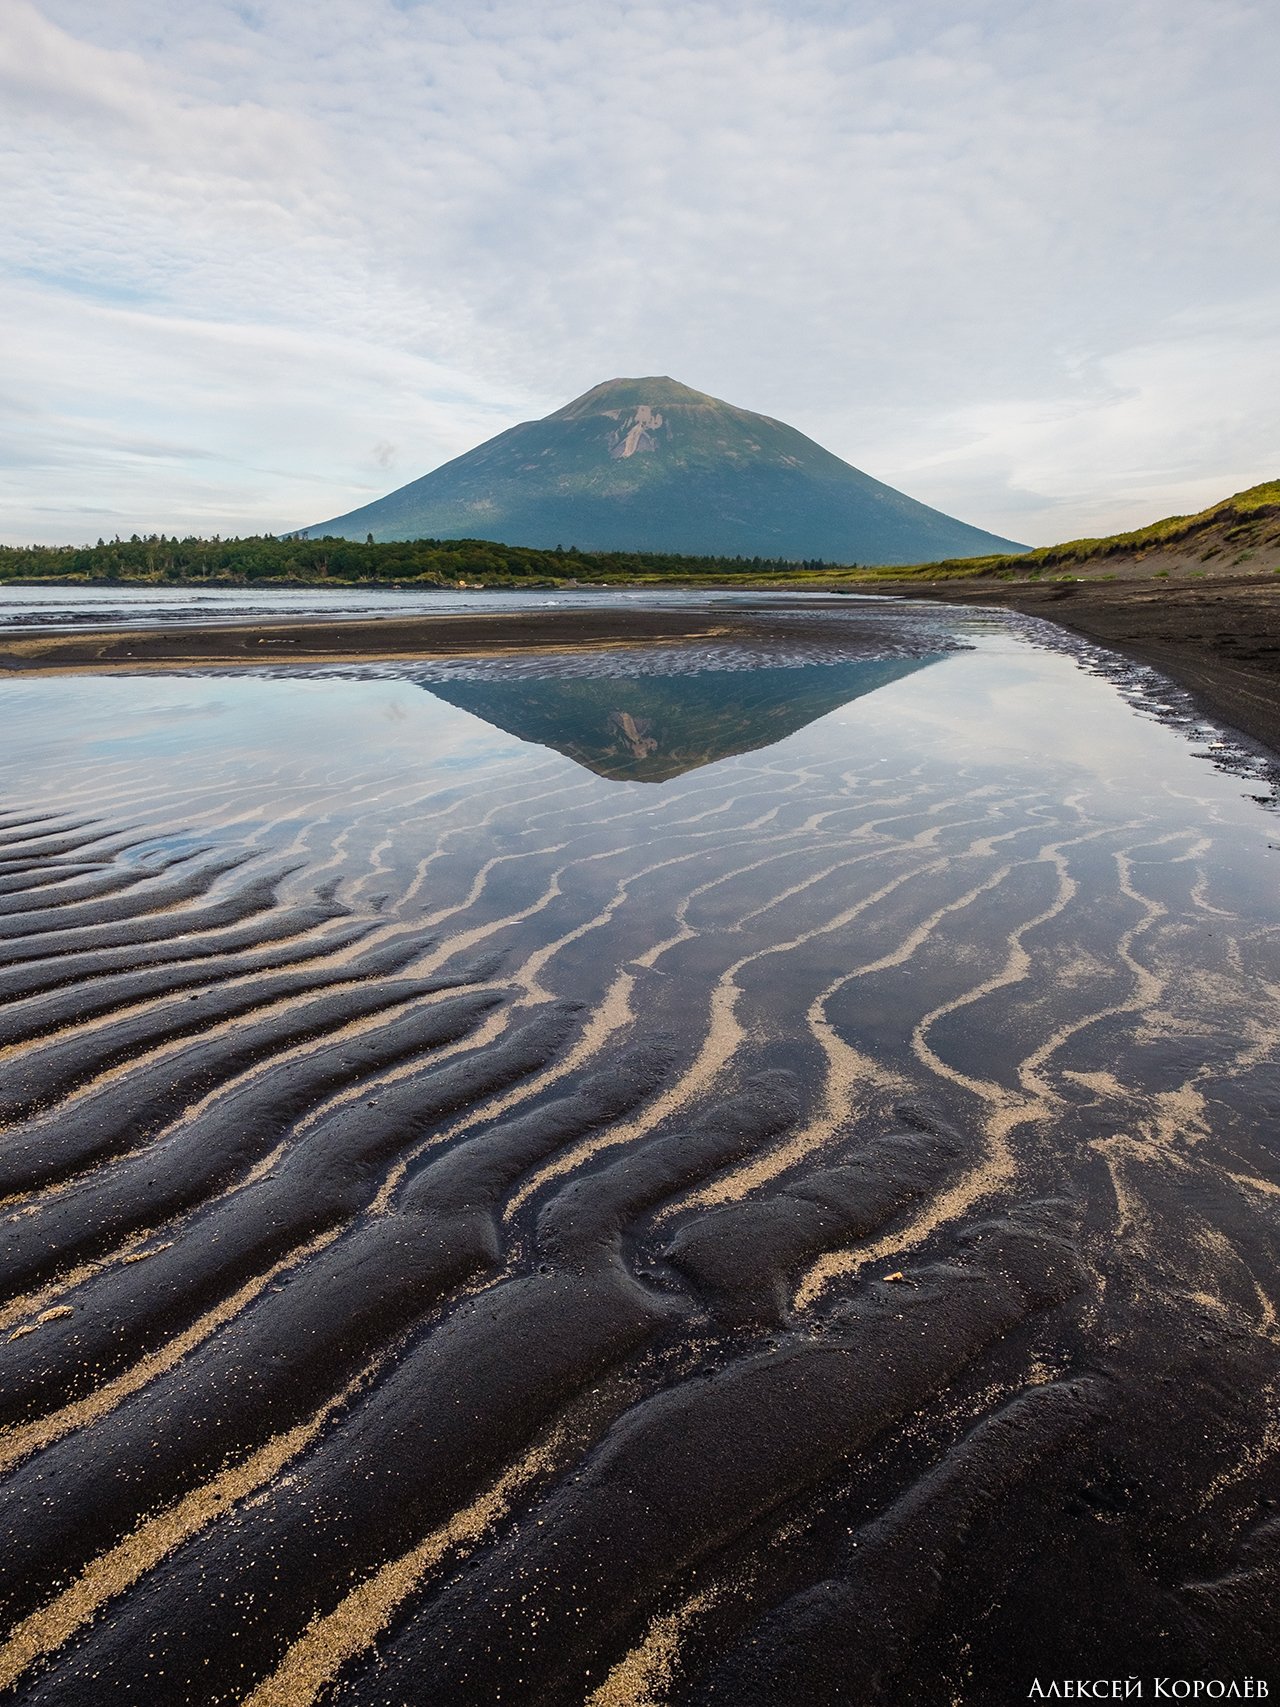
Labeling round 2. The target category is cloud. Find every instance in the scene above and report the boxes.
[851,296,1280,539]
[0,279,520,542]
[2,0,1278,543]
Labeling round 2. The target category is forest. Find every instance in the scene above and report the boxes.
[0,533,849,586]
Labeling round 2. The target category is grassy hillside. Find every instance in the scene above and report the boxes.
[888,480,1280,583]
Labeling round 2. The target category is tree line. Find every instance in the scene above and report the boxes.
[0,533,847,586]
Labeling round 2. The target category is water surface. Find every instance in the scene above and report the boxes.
[0,580,875,633]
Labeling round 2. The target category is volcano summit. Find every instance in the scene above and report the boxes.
[303,377,1025,564]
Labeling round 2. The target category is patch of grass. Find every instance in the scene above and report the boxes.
[884,478,1279,584]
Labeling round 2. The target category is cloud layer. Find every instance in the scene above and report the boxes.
[3,0,1278,545]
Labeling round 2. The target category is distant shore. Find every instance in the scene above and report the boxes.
[2,572,1278,762]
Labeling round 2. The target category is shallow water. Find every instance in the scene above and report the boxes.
[0,601,1276,1704]
[0,580,867,632]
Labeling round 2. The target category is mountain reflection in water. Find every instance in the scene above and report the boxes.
[421,656,944,780]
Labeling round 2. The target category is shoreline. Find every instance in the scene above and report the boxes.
[1,573,1277,759]
[898,572,1280,760]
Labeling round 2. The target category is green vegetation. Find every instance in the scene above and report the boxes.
[925,480,1280,578]
[0,532,863,588]
[1033,481,1277,560]
[877,479,1280,582]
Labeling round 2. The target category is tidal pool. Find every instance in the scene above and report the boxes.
[0,600,1276,1705]
[0,580,859,632]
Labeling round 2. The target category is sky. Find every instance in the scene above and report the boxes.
[2,0,1278,548]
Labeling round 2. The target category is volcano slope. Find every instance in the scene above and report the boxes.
[304,375,1024,563]
[0,608,1277,1705]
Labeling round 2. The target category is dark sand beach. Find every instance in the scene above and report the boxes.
[0,591,1277,1704]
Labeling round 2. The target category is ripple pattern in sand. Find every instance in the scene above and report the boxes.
[0,671,1277,1707]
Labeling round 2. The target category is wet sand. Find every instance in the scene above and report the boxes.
[0,607,1278,1704]
[0,607,759,670]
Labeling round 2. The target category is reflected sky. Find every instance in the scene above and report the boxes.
[1,607,1275,901]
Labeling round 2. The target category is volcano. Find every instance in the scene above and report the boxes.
[302,376,1024,565]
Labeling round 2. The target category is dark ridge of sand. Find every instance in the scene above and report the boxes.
[0,607,755,670]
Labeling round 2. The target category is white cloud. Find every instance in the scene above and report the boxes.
[2,0,1278,544]
[0,280,522,541]
[850,296,1280,540]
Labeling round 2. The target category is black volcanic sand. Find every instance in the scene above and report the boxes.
[0,605,762,670]
[0,616,1278,1706]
